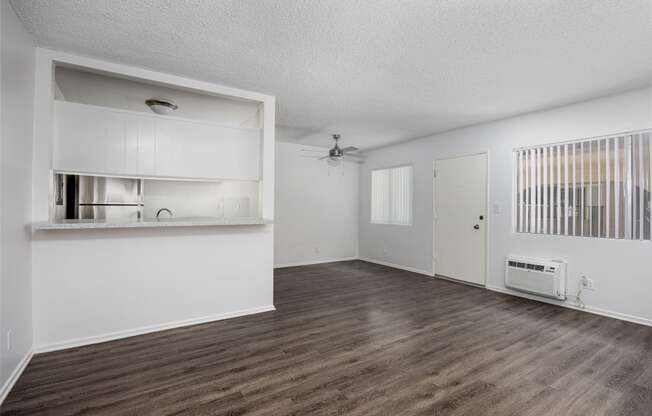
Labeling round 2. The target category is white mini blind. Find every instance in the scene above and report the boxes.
[514,129,652,240]
[371,165,413,225]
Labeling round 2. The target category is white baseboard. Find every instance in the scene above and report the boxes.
[35,305,276,353]
[487,285,652,327]
[359,257,434,277]
[274,257,359,268]
[0,349,34,406]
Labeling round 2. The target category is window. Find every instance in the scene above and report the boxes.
[514,129,652,239]
[371,165,413,225]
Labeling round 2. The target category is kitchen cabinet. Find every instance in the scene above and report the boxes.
[53,101,261,180]
[54,101,109,174]
[125,114,157,176]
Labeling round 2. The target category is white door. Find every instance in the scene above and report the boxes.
[434,153,487,285]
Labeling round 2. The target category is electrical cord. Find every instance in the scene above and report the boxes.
[569,282,586,309]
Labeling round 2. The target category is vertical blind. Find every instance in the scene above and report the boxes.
[371,165,413,225]
[514,129,652,239]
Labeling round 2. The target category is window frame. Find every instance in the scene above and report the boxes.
[512,128,652,241]
[370,164,414,226]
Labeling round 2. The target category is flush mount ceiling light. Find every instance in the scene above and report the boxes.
[145,98,178,115]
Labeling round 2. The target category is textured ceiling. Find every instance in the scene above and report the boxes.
[10,0,652,148]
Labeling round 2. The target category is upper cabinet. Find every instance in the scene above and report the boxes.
[54,101,261,180]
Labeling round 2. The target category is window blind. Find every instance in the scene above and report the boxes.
[371,165,413,225]
[514,129,652,239]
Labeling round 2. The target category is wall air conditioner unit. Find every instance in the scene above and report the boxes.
[505,256,567,300]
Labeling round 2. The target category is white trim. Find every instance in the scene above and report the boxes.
[484,151,492,287]
[0,350,34,406]
[369,163,413,172]
[274,257,359,268]
[35,305,276,353]
[359,257,434,277]
[487,285,652,327]
[435,274,485,288]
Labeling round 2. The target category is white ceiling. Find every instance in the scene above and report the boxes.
[10,0,652,149]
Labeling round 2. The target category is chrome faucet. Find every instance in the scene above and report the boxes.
[156,208,173,219]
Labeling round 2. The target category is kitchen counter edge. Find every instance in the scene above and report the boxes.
[32,218,273,230]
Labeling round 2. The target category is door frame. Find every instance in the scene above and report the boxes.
[432,151,490,287]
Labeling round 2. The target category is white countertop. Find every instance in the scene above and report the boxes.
[32,217,272,230]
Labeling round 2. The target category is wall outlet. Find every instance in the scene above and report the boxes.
[6,330,11,351]
[581,276,595,291]
[314,247,320,254]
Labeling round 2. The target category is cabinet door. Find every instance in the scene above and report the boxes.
[155,118,261,180]
[54,102,109,173]
[213,126,261,180]
[124,114,156,176]
[105,111,127,173]
[137,117,157,176]
[55,102,157,177]
[154,117,189,177]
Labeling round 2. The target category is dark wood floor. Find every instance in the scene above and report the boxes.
[3,260,652,415]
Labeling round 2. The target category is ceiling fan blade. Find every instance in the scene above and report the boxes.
[342,158,364,164]
[343,155,364,163]
[303,154,335,160]
[345,153,367,159]
[341,146,359,152]
[301,148,327,153]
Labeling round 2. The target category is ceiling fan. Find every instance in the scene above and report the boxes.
[301,134,365,164]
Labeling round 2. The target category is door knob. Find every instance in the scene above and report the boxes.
[473,224,480,230]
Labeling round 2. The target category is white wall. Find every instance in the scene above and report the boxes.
[274,142,358,267]
[360,87,652,324]
[32,227,273,351]
[0,0,35,400]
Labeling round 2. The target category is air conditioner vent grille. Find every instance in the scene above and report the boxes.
[508,260,545,271]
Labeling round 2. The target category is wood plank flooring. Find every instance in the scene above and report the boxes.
[2,260,652,415]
